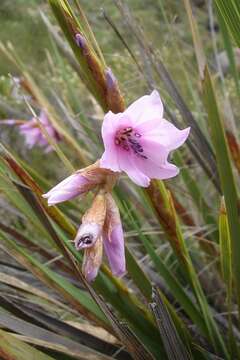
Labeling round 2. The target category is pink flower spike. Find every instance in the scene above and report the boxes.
[42,173,91,206]
[100,90,190,187]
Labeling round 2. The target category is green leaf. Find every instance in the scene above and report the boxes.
[150,287,192,360]
[202,66,240,305]
[214,0,240,48]
[0,328,55,360]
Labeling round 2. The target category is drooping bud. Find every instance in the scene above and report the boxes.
[74,190,107,251]
[74,223,102,250]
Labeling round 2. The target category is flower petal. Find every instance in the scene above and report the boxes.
[100,111,121,171]
[125,90,163,125]
[103,225,125,277]
[43,173,90,205]
[39,111,49,126]
[103,194,125,277]
[142,119,190,151]
[100,111,134,172]
[118,150,150,187]
[135,157,179,179]
[42,189,83,205]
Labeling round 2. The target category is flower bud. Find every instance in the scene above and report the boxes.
[74,223,102,250]
[74,190,107,251]
[75,33,88,55]
[105,67,125,113]
[105,67,117,90]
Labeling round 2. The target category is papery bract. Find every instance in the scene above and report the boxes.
[82,237,103,282]
[100,90,190,187]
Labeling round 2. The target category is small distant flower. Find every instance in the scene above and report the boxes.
[100,90,190,187]
[19,111,61,152]
[1,111,61,152]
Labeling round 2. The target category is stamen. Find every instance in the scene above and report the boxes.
[114,127,147,159]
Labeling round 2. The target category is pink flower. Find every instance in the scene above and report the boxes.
[19,111,61,152]
[100,90,190,187]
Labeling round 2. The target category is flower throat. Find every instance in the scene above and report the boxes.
[115,127,147,159]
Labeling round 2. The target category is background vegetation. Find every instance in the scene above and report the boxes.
[0,0,240,359]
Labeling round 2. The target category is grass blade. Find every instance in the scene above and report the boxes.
[150,287,192,360]
[202,66,240,307]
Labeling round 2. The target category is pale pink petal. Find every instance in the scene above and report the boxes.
[118,151,150,187]
[100,112,131,172]
[43,173,90,205]
[125,90,163,125]
[100,147,119,172]
[42,189,82,205]
[103,225,125,277]
[135,157,179,179]
[140,138,169,164]
[84,264,99,282]
[21,128,42,148]
[141,119,190,151]
[39,111,49,126]
[18,112,61,151]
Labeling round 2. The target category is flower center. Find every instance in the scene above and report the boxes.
[115,127,147,159]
